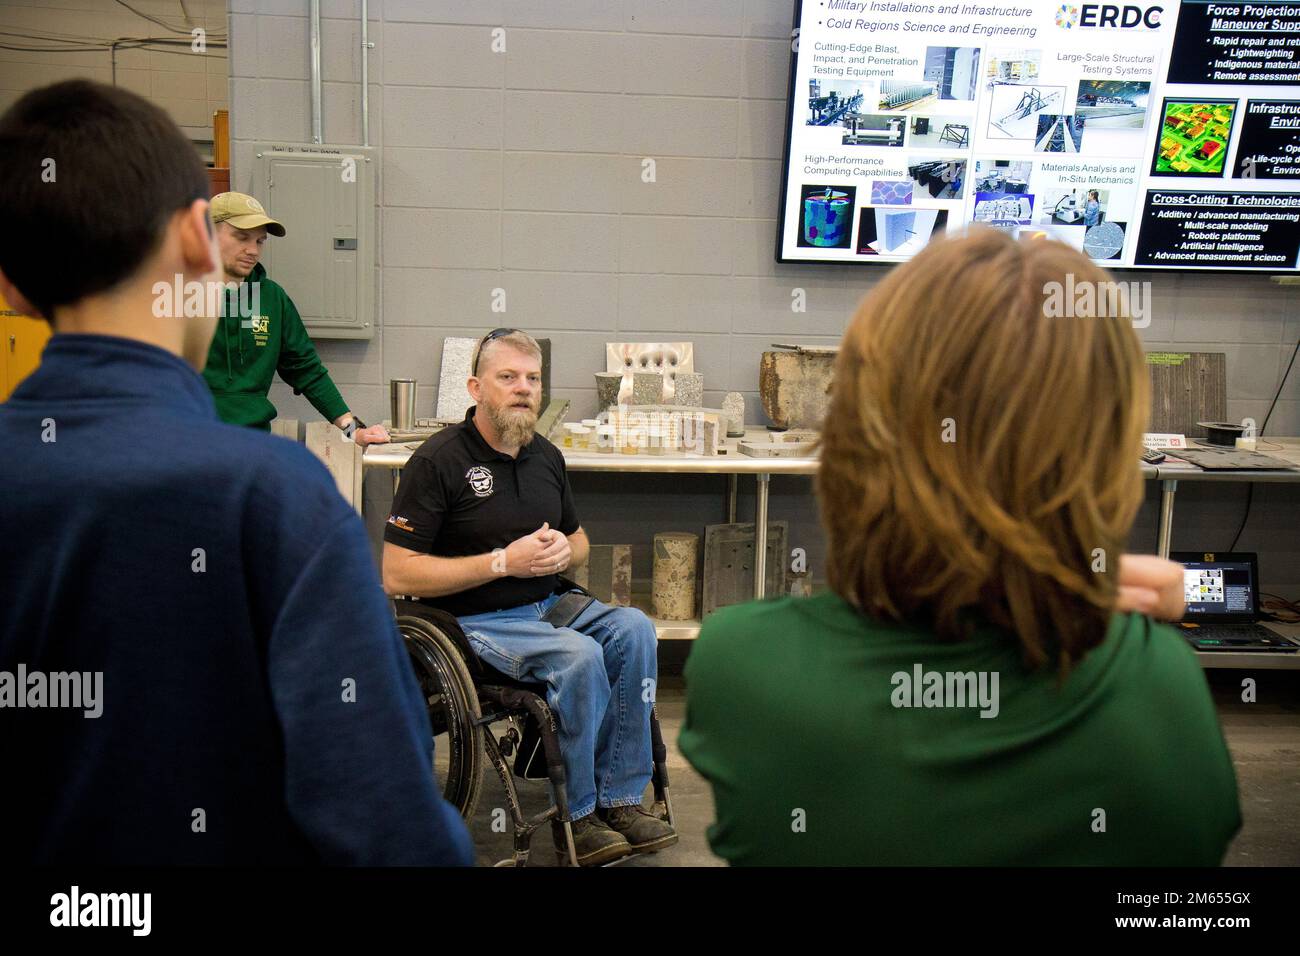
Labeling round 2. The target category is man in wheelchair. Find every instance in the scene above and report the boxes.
[382,328,677,866]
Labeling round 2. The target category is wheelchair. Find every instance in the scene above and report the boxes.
[393,582,675,867]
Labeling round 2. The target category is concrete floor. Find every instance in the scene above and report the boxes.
[1210,670,1300,866]
[466,643,716,867]
[466,651,1300,867]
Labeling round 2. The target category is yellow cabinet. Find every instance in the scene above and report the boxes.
[1,293,51,401]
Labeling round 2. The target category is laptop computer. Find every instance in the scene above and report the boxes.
[1169,551,1297,652]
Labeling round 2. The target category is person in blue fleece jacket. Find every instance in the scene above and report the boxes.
[0,80,473,865]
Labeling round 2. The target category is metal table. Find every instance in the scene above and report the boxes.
[364,435,1299,662]
[365,427,819,600]
[1147,438,1300,670]
[1152,438,1300,558]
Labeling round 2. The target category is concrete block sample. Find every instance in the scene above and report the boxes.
[606,342,694,406]
[759,345,837,430]
[672,371,704,408]
[595,372,622,410]
[770,429,819,444]
[586,543,633,607]
[631,371,664,405]
[610,544,632,607]
[306,422,363,515]
[702,521,789,616]
[701,417,721,456]
[435,336,477,419]
[737,440,817,458]
[652,532,699,620]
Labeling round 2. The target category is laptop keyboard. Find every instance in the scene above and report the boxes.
[1183,625,1297,650]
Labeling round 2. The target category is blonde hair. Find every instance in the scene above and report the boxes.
[817,228,1150,673]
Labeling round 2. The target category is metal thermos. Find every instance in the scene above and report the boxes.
[390,379,416,431]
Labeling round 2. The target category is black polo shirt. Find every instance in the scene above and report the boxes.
[384,406,580,617]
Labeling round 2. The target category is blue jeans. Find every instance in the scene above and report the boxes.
[457,593,658,821]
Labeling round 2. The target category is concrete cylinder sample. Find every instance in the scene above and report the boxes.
[722,391,746,436]
[652,532,699,620]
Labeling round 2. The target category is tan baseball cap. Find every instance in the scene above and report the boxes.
[210,192,286,237]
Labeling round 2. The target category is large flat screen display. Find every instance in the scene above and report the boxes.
[776,0,1300,270]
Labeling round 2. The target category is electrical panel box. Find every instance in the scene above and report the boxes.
[251,144,376,339]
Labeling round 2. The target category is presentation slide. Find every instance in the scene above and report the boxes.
[776,0,1300,270]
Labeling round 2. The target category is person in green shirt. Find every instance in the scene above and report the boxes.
[679,229,1242,866]
[201,192,388,445]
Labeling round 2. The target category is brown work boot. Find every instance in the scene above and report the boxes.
[553,813,632,867]
[598,804,679,853]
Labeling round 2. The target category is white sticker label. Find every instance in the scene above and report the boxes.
[1143,433,1186,449]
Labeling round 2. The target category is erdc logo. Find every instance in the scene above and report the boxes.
[466,465,494,498]
[1056,3,1163,28]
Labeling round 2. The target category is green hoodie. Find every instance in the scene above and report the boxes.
[202,262,350,430]
[680,593,1242,866]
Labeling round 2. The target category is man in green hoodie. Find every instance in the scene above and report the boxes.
[202,192,388,445]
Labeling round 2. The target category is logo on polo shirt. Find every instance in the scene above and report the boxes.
[387,514,414,532]
[466,465,494,498]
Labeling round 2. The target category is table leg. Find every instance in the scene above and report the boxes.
[1157,479,1177,558]
[754,473,770,599]
[726,473,738,524]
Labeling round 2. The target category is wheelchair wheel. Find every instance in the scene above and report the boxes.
[398,614,485,821]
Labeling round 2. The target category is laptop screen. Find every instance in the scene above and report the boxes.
[1170,552,1259,624]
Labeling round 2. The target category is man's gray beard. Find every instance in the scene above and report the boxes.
[486,401,537,446]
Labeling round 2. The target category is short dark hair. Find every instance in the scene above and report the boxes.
[0,80,210,319]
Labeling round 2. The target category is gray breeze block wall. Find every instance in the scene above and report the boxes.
[227,0,1300,595]
[0,0,229,142]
